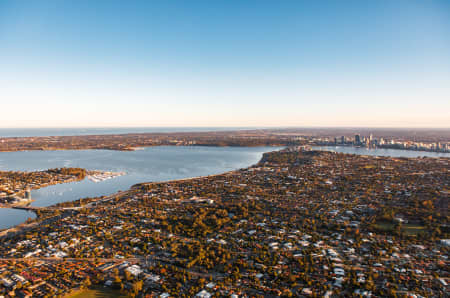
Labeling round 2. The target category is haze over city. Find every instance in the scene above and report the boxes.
[1,0,449,128]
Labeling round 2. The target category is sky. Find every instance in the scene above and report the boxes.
[1,0,449,128]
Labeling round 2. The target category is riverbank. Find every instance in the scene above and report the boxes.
[0,214,40,238]
[0,198,34,208]
[0,167,249,237]
[1,147,281,236]
[0,130,290,153]
[0,171,126,211]
[312,145,450,158]
[1,147,448,233]
[0,146,276,229]
[0,168,86,208]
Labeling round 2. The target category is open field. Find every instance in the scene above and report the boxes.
[66,287,124,298]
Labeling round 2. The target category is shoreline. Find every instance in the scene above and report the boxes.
[0,143,282,153]
[0,170,238,237]
[0,198,34,208]
[0,143,447,155]
[0,148,278,236]
[0,176,84,208]
[0,170,247,236]
[315,144,450,155]
[0,145,447,236]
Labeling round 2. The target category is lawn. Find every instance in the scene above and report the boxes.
[67,287,125,298]
[374,221,428,236]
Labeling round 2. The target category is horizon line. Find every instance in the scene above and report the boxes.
[0,126,449,130]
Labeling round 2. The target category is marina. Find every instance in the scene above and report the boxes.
[86,171,126,183]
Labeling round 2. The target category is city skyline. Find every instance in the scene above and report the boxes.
[1,1,450,128]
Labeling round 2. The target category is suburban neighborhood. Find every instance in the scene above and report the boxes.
[0,148,448,297]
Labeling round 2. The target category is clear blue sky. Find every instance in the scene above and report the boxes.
[1,0,449,127]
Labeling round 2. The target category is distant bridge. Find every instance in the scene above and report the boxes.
[12,206,81,212]
[11,189,131,213]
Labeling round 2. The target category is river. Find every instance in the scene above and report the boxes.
[0,146,278,229]
[312,146,450,158]
[1,145,448,230]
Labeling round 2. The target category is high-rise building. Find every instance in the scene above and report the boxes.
[355,134,361,144]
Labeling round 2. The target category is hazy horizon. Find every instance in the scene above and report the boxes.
[1,126,449,130]
[1,1,449,128]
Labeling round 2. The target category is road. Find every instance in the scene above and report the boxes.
[0,255,225,279]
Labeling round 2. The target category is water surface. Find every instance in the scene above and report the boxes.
[313,146,450,158]
[0,209,36,230]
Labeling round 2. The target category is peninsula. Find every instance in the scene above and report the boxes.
[0,168,86,207]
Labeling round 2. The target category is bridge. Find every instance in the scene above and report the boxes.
[11,189,131,213]
[12,205,81,212]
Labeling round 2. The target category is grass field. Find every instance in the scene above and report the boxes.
[375,221,428,236]
[66,287,124,298]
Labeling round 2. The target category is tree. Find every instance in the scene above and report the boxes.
[132,280,143,295]
[83,277,91,288]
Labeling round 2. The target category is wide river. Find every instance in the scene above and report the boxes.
[0,146,448,230]
[0,146,278,229]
